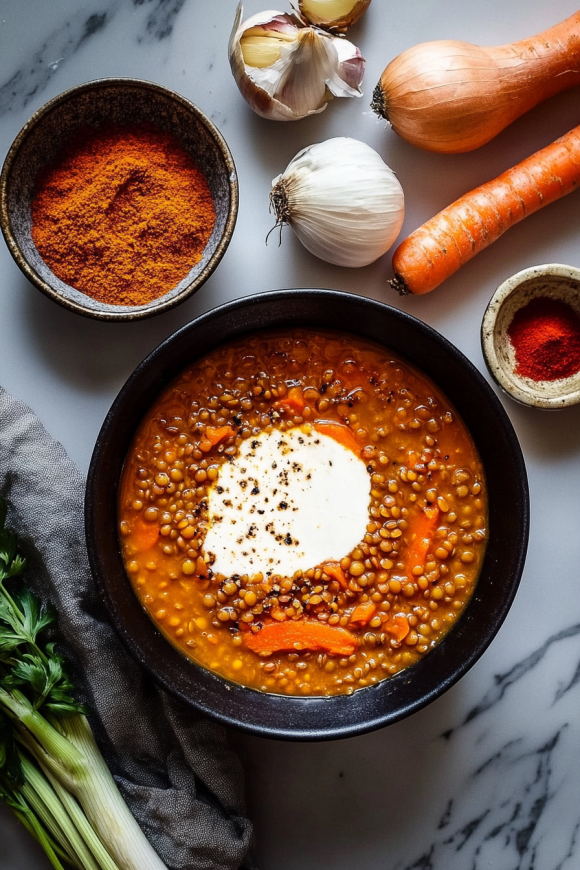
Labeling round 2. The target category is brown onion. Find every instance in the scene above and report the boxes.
[372,11,580,154]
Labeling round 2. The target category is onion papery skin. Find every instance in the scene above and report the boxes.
[298,0,372,34]
[373,10,580,153]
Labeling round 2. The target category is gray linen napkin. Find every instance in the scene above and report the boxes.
[0,386,254,870]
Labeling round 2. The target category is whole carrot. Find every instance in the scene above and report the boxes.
[390,125,580,295]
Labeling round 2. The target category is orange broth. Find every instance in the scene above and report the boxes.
[118,329,487,696]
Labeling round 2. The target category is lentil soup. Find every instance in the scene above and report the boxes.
[118,329,487,696]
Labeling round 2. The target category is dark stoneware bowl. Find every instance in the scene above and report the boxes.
[0,79,238,321]
[86,290,529,740]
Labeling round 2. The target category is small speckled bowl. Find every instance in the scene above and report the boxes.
[0,78,238,321]
[481,264,580,409]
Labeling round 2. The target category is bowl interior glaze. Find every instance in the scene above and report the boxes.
[0,78,238,321]
[86,290,529,740]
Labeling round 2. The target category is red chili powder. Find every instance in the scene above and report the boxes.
[507,296,580,382]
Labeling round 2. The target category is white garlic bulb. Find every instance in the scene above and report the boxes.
[228,4,364,121]
[299,0,372,34]
[270,138,405,268]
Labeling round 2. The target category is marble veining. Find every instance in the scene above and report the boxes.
[397,728,572,870]
[392,622,580,870]
[0,4,120,116]
[0,0,193,117]
[446,621,580,735]
[135,0,189,42]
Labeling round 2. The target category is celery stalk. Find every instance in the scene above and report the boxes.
[12,808,74,869]
[19,752,99,870]
[0,498,169,870]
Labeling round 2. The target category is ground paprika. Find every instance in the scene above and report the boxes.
[31,124,216,306]
[507,295,580,381]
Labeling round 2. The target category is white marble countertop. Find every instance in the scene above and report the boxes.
[2,1,580,868]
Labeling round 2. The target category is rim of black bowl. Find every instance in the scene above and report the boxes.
[0,77,238,321]
[86,290,529,740]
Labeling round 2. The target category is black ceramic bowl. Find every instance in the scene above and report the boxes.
[0,78,238,321]
[86,290,528,740]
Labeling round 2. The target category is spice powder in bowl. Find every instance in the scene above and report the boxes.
[507,296,580,381]
[481,264,580,409]
[31,124,216,307]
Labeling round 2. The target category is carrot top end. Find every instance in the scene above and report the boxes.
[389,274,410,296]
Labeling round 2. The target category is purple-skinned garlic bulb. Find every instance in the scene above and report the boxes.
[228,4,365,121]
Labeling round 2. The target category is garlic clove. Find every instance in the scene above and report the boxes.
[329,32,365,92]
[299,0,372,33]
[229,4,364,121]
[229,7,303,121]
[241,25,298,69]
